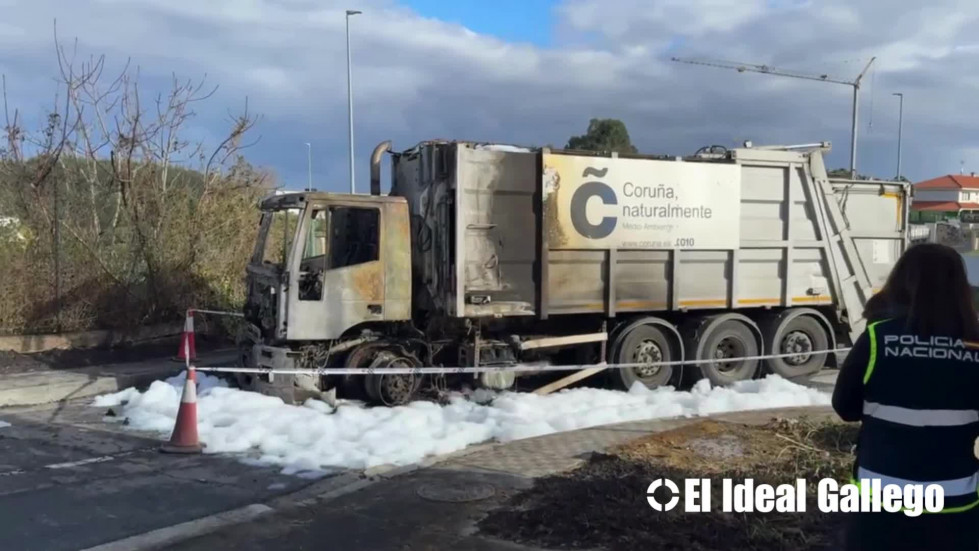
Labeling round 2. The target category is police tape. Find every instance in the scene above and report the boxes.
[190,308,245,318]
[191,347,852,376]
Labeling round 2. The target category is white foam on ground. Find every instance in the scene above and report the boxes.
[91,372,829,474]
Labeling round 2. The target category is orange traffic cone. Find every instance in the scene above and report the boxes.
[161,367,204,454]
[173,310,196,363]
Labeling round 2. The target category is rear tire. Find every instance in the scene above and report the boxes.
[690,318,760,386]
[762,314,829,380]
[234,337,256,390]
[610,323,679,390]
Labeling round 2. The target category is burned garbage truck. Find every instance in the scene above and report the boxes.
[240,140,910,405]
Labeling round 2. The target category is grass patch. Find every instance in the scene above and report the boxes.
[478,417,857,551]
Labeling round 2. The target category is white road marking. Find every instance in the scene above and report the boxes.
[44,456,115,470]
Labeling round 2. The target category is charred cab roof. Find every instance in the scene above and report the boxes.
[259,191,407,211]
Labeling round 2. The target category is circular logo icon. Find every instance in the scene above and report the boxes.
[647,478,680,511]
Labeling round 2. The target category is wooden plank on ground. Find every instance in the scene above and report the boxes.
[533,364,608,396]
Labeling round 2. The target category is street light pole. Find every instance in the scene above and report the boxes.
[345,9,361,194]
[849,85,860,179]
[848,57,875,179]
[892,93,904,180]
[305,142,312,191]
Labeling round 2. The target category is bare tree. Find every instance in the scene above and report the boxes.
[0,21,270,334]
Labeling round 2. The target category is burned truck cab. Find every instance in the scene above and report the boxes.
[243,191,412,372]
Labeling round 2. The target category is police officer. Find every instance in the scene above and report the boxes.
[833,242,979,550]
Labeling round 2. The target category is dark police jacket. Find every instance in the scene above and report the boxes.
[833,316,979,512]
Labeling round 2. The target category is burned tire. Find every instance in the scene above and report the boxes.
[363,350,424,407]
[691,318,760,386]
[234,338,256,391]
[610,323,679,390]
[234,372,256,392]
[762,314,829,380]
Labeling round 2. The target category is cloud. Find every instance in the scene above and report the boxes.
[2,0,978,190]
[560,0,770,42]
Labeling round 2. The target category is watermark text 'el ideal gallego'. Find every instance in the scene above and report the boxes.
[646,478,944,517]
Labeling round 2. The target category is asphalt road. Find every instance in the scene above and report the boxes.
[165,467,535,551]
[0,399,326,551]
[0,366,841,551]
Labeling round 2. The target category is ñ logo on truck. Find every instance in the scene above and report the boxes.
[570,166,618,239]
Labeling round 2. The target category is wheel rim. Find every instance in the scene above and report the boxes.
[632,339,664,379]
[375,357,419,406]
[780,330,814,366]
[712,336,747,373]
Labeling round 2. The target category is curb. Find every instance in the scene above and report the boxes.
[0,350,238,408]
[78,504,274,551]
[0,323,184,354]
[0,368,181,408]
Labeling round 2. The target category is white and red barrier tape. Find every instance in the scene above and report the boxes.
[190,308,245,318]
[191,347,851,376]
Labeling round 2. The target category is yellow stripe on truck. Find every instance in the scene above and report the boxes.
[881,191,903,226]
[791,295,832,304]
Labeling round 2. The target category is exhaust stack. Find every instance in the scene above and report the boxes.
[370,140,392,196]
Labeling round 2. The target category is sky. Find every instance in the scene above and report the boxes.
[1,0,977,191]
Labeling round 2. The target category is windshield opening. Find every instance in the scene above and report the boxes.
[300,208,329,271]
[253,208,301,269]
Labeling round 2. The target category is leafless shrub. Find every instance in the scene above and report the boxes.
[0,21,274,335]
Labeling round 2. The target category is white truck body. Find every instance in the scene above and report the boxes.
[392,141,909,345]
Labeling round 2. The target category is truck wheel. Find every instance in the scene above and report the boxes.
[762,314,829,380]
[610,323,678,390]
[364,351,423,406]
[691,318,760,386]
[234,338,255,391]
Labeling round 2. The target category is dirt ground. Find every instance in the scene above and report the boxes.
[479,416,858,551]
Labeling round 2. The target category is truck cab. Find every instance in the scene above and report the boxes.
[244,192,412,345]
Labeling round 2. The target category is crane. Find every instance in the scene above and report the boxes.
[671,56,876,178]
